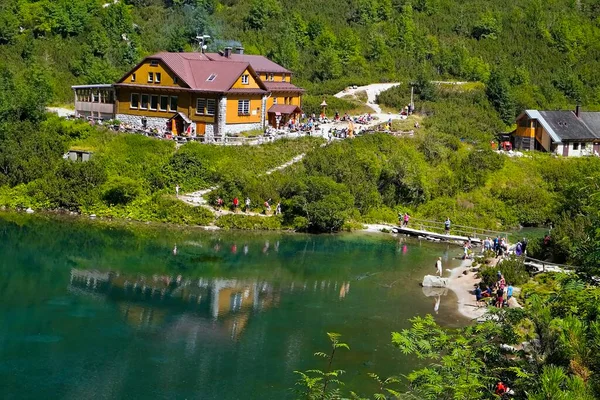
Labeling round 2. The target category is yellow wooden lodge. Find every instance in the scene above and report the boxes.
[72,47,304,139]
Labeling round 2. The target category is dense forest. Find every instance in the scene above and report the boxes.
[2,0,600,115]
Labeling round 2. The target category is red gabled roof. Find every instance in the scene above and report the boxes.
[205,53,291,74]
[263,82,305,92]
[268,105,302,114]
[117,52,267,93]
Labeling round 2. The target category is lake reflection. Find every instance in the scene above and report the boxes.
[70,268,352,342]
[0,214,468,399]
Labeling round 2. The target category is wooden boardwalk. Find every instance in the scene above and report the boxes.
[392,226,483,244]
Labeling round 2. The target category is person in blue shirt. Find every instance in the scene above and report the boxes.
[506,283,514,300]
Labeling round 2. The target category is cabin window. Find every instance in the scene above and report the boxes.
[150,95,158,110]
[273,97,277,105]
[206,99,216,116]
[140,94,149,109]
[159,96,168,111]
[573,142,579,150]
[238,99,250,116]
[155,73,161,83]
[170,96,178,111]
[269,73,274,81]
[241,74,249,85]
[92,92,99,102]
[147,72,154,82]
[282,74,286,82]
[581,142,587,150]
[196,98,207,115]
[207,74,217,82]
[150,60,159,66]
[131,73,136,82]
[130,93,139,109]
[173,77,179,84]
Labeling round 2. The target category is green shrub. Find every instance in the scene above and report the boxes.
[102,176,143,206]
[216,214,282,230]
[479,255,529,287]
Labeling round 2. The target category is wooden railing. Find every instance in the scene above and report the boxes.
[406,217,512,240]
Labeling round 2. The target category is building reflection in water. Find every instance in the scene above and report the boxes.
[69,269,352,341]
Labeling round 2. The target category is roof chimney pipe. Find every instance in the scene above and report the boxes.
[235,46,244,55]
[224,47,232,58]
[575,104,581,118]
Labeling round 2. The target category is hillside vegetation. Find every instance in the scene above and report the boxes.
[2,0,600,117]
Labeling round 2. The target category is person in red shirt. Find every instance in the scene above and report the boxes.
[495,381,508,396]
[233,197,239,212]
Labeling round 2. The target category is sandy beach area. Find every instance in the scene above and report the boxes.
[446,258,488,320]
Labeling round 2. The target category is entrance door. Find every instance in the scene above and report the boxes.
[594,142,600,156]
[562,143,569,157]
[196,122,206,136]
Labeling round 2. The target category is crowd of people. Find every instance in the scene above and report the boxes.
[475,271,514,309]
[215,196,281,216]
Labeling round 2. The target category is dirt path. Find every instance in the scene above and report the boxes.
[179,153,307,211]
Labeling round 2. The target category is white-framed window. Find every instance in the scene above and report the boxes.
[170,96,178,111]
[268,73,274,81]
[140,94,149,109]
[241,74,249,85]
[206,99,216,116]
[155,72,161,83]
[150,95,158,110]
[131,73,136,82]
[150,60,159,66]
[159,96,168,111]
[282,74,287,82]
[273,97,278,105]
[173,77,179,84]
[581,142,587,149]
[207,74,217,82]
[196,98,207,115]
[238,99,250,115]
[130,93,139,109]
[147,72,154,82]
[573,142,580,150]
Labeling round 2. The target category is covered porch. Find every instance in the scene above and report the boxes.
[267,105,302,129]
[168,112,194,136]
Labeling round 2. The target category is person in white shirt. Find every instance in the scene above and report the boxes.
[436,257,443,276]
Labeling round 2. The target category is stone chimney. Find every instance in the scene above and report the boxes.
[224,47,232,58]
[235,46,244,55]
[575,104,581,118]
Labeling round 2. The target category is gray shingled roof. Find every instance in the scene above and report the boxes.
[538,111,600,141]
[580,112,600,136]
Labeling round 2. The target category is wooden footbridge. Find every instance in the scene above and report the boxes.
[392,218,512,245]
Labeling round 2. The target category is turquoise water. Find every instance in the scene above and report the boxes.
[0,214,468,399]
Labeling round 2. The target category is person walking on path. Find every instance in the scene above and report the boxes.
[275,202,281,215]
[444,217,451,234]
[403,213,410,227]
[245,197,251,213]
[216,197,224,211]
[435,257,443,276]
[264,199,271,214]
[175,184,180,198]
[233,197,239,212]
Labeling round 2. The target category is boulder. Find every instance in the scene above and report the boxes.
[422,275,449,288]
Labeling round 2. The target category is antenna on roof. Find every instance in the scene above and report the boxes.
[195,34,211,53]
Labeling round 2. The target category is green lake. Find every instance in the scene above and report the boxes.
[0,213,469,399]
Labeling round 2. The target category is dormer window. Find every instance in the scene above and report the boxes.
[241,74,249,85]
[174,77,179,84]
[150,60,159,66]
[268,73,274,82]
[282,74,287,82]
[207,74,217,82]
[131,73,136,82]
[148,72,154,82]
[155,72,161,83]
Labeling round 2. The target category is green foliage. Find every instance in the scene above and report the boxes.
[486,69,515,125]
[479,255,530,287]
[102,176,143,206]
[215,214,282,230]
